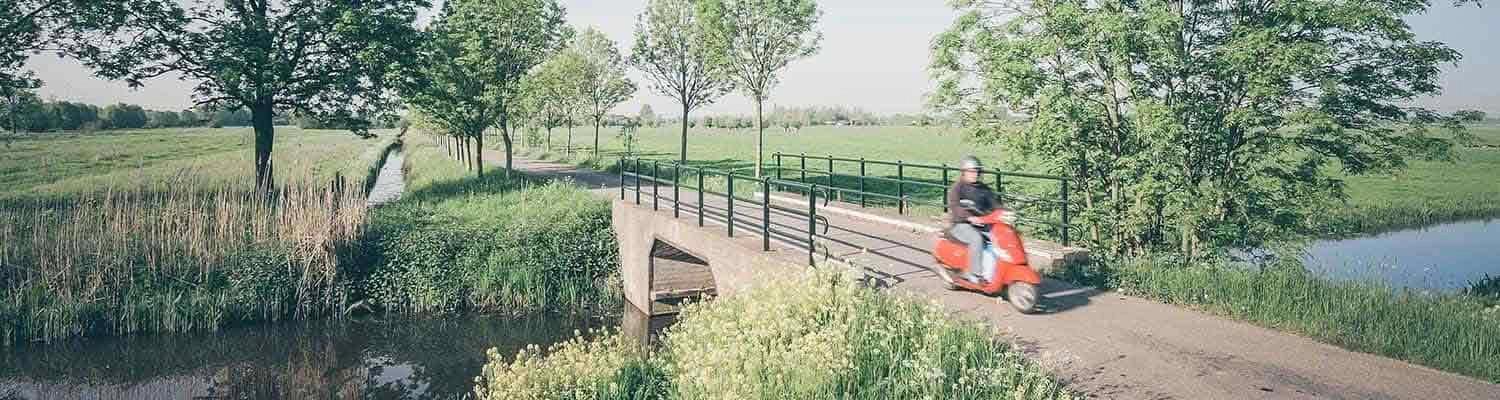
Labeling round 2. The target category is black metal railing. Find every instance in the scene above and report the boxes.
[619,158,829,265]
[772,153,1073,246]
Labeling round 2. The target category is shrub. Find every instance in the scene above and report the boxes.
[472,269,1075,400]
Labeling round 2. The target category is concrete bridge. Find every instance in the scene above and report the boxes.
[495,152,1500,400]
[611,157,1089,316]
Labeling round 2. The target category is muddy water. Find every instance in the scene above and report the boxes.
[0,314,614,400]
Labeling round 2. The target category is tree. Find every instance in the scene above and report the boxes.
[1455,110,1487,123]
[631,0,732,163]
[698,0,821,177]
[462,0,569,175]
[531,49,588,156]
[931,0,1475,257]
[404,0,567,177]
[178,109,199,127]
[148,110,180,128]
[572,28,636,159]
[637,104,657,128]
[71,0,426,188]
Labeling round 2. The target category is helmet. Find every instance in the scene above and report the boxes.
[959,155,983,171]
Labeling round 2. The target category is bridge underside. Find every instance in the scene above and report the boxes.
[613,199,808,316]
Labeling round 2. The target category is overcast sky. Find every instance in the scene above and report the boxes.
[23,0,1500,116]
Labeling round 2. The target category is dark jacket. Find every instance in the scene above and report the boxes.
[947,181,997,223]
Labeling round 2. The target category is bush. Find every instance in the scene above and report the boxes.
[473,269,1075,400]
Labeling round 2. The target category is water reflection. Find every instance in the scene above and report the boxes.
[621,304,678,348]
[1305,219,1499,290]
[0,314,611,400]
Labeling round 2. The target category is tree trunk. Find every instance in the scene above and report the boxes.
[680,101,690,163]
[593,118,600,159]
[476,133,484,178]
[566,121,573,157]
[251,100,275,190]
[753,97,764,178]
[546,125,553,152]
[501,116,514,178]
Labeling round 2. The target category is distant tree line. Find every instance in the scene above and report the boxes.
[1,90,403,134]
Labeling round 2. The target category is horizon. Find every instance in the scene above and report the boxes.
[21,0,1500,117]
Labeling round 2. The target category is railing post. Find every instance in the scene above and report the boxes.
[942,163,949,213]
[634,158,641,205]
[727,174,735,237]
[995,173,1004,203]
[858,158,866,207]
[618,158,625,200]
[1061,179,1071,247]
[762,178,771,251]
[799,153,806,187]
[827,155,834,189]
[775,153,782,181]
[697,169,705,227]
[808,184,817,266]
[897,161,905,214]
[673,164,681,218]
[652,161,660,211]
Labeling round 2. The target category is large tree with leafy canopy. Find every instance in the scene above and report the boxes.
[631,0,730,163]
[67,0,426,187]
[572,27,636,160]
[697,0,821,177]
[931,0,1478,258]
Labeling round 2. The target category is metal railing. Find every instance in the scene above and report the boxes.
[772,153,1073,246]
[618,158,830,265]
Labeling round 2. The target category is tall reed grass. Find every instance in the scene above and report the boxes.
[473,269,1075,400]
[0,130,399,345]
[0,177,369,345]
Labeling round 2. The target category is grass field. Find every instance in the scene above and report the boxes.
[1,127,394,198]
[526,124,1500,238]
[0,127,397,344]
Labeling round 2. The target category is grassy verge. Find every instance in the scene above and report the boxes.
[1064,258,1500,383]
[1316,148,1500,237]
[473,269,1074,400]
[355,133,620,315]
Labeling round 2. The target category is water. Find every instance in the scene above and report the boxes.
[0,314,613,400]
[366,148,405,207]
[1303,219,1500,290]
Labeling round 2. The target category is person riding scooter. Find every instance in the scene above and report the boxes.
[947,155,999,283]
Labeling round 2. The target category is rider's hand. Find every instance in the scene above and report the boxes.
[966,216,982,225]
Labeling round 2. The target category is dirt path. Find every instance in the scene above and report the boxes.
[488,151,1500,399]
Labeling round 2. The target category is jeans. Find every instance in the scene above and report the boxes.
[949,224,986,281]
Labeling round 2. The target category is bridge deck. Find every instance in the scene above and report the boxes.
[495,152,1500,400]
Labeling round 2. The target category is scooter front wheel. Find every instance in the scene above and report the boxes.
[1006,282,1039,314]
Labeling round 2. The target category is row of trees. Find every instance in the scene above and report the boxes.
[0,94,232,132]
[0,91,404,133]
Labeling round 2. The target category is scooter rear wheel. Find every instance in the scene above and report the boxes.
[1006,282,1039,314]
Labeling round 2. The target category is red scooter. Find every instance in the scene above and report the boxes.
[932,200,1042,313]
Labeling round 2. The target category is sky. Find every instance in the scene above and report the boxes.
[22,0,1500,116]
